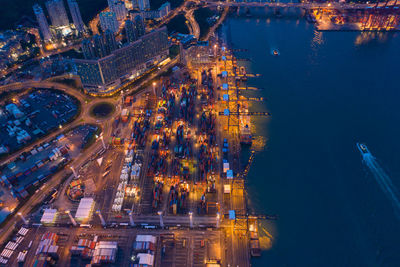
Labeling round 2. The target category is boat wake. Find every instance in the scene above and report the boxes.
[359,144,400,218]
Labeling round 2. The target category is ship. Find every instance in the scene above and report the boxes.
[272,49,280,56]
[357,143,371,155]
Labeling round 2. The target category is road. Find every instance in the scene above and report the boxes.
[185,8,201,39]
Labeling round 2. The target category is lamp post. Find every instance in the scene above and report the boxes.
[70,166,77,178]
[96,134,106,149]
[66,210,77,226]
[96,210,106,227]
[158,211,164,228]
[152,82,156,96]
[128,211,135,227]
[189,211,193,228]
[17,212,28,224]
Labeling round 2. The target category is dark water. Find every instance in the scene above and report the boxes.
[226,17,400,266]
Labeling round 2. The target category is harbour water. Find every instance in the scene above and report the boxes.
[224,17,400,266]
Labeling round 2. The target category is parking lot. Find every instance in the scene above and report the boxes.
[0,89,79,155]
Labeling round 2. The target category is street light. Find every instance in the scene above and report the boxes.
[158,211,164,228]
[65,210,77,226]
[189,211,193,228]
[152,82,157,96]
[18,212,28,224]
[70,166,77,178]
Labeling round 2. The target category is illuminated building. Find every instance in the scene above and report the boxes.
[110,1,128,21]
[33,4,52,41]
[104,29,118,54]
[82,38,96,59]
[74,27,169,91]
[93,34,108,58]
[138,0,150,11]
[100,12,119,33]
[125,19,138,43]
[67,0,85,33]
[134,15,145,37]
[45,0,69,27]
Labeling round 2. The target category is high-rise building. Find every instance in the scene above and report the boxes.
[74,27,169,90]
[67,0,85,32]
[110,1,128,21]
[138,0,150,11]
[99,12,119,33]
[93,34,107,58]
[33,4,52,41]
[158,2,171,18]
[125,19,137,43]
[104,30,118,55]
[107,0,117,7]
[45,0,69,27]
[131,0,139,9]
[134,15,145,38]
[82,38,96,59]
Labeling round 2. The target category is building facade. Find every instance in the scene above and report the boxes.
[99,12,119,33]
[45,0,69,27]
[111,1,128,21]
[74,27,169,91]
[33,4,52,41]
[134,15,145,37]
[138,0,150,11]
[124,19,137,43]
[67,0,85,32]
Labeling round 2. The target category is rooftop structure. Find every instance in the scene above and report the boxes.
[40,209,57,224]
[92,241,118,265]
[75,197,94,220]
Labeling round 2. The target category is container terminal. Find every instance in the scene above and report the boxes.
[0,39,269,267]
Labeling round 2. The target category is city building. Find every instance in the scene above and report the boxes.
[99,12,119,33]
[45,0,69,27]
[131,0,139,9]
[158,2,171,18]
[67,0,85,33]
[104,29,118,54]
[92,34,107,58]
[81,30,117,59]
[110,1,128,21]
[125,19,137,43]
[134,15,146,37]
[138,0,150,11]
[74,27,169,92]
[140,2,171,20]
[82,38,96,59]
[33,4,52,41]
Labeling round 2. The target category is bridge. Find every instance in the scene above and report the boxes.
[204,0,400,10]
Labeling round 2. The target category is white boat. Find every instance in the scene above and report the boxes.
[357,143,371,155]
